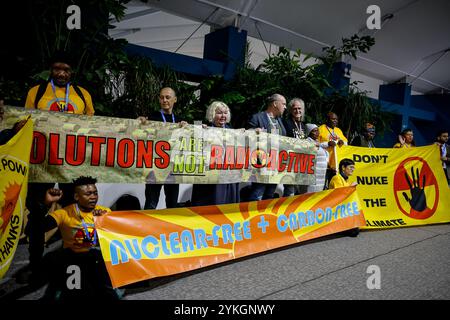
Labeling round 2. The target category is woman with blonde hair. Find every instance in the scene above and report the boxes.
[204,101,231,128]
[191,101,240,206]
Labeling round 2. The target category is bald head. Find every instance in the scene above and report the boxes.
[159,87,177,114]
[160,87,176,96]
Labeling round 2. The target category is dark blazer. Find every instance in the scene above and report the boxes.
[248,112,286,136]
[444,143,450,161]
[350,134,375,148]
[442,143,450,179]
[282,117,305,138]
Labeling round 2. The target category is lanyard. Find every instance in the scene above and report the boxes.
[265,113,280,135]
[293,120,304,139]
[50,79,70,112]
[75,204,97,246]
[293,120,302,132]
[160,110,175,123]
[326,126,338,140]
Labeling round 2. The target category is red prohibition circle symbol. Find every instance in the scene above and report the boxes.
[393,157,439,219]
[250,149,267,168]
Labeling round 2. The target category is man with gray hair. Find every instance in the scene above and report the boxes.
[282,98,307,196]
[247,94,287,201]
[283,98,306,139]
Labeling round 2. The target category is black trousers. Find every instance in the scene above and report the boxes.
[26,183,54,274]
[26,182,74,275]
[324,168,337,190]
[44,248,118,300]
[144,184,179,209]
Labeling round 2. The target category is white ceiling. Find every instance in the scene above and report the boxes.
[110,0,450,94]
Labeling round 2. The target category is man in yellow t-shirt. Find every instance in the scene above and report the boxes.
[37,176,121,300]
[24,51,94,115]
[318,112,348,187]
[46,178,110,253]
[19,52,95,285]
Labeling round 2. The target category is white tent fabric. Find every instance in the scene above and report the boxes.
[110,0,450,95]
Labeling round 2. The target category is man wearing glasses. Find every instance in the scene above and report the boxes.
[247,94,287,201]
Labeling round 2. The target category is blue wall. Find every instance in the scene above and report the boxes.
[411,94,450,142]
[377,83,449,146]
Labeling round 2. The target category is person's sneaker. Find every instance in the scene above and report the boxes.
[114,288,126,300]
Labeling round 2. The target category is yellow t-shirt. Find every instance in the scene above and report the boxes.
[318,125,348,170]
[393,143,414,148]
[49,204,110,253]
[25,83,94,115]
[329,174,351,189]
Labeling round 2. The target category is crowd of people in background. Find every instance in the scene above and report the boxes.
[0,51,449,300]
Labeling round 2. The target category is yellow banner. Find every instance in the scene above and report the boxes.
[337,145,450,229]
[96,187,365,288]
[0,119,33,279]
[1,106,317,185]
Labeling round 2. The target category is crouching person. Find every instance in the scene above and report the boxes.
[41,176,122,300]
[329,159,360,238]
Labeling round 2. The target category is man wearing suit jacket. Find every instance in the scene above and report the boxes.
[247,94,287,201]
[435,130,450,185]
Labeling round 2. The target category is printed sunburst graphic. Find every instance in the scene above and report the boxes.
[0,183,21,236]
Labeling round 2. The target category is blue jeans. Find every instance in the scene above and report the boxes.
[283,184,308,197]
[248,183,277,201]
[283,184,295,197]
